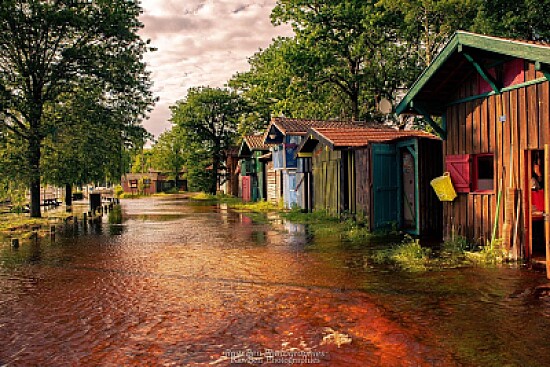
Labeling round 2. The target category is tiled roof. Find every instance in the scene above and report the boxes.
[243,135,272,150]
[310,126,439,149]
[270,117,368,135]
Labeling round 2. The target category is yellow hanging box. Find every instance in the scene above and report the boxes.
[430,172,457,202]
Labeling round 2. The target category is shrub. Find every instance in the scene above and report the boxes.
[114,185,124,198]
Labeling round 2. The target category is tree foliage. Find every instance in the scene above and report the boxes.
[0,129,28,206]
[271,0,419,120]
[0,0,155,217]
[170,87,246,194]
[150,126,187,187]
[471,0,550,42]
[229,37,344,134]
[41,86,148,190]
[380,0,480,66]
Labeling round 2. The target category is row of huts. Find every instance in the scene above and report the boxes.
[236,31,550,264]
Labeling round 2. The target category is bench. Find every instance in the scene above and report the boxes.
[42,198,61,207]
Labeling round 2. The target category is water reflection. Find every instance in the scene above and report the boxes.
[1,197,550,366]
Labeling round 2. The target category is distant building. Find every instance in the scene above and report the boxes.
[121,169,187,194]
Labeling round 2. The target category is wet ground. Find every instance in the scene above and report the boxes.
[1,196,550,366]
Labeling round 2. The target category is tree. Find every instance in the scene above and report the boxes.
[41,86,149,206]
[0,129,28,210]
[471,0,550,42]
[170,87,246,194]
[229,37,347,133]
[271,0,415,120]
[130,149,154,174]
[0,0,154,217]
[380,0,480,66]
[150,126,186,189]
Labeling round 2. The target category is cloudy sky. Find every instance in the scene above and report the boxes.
[138,0,293,139]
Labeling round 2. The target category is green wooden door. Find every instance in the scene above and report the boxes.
[372,144,399,229]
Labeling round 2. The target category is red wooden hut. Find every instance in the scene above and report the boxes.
[397,31,550,262]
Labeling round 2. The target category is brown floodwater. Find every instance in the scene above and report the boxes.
[1,196,550,366]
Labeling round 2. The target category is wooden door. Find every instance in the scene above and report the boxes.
[372,144,399,230]
[242,175,251,202]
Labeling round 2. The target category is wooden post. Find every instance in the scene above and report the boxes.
[545,144,550,279]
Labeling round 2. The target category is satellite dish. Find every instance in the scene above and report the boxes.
[378,98,393,114]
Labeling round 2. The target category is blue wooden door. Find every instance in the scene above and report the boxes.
[372,144,399,230]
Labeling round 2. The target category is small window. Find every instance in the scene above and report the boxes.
[474,154,494,192]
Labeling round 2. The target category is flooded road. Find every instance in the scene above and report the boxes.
[1,196,550,366]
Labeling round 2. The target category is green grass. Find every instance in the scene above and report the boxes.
[0,211,74,237]
[280,208,399,243]
[370,235,510,272]
[189,192,277,213]
[372,236,432,271]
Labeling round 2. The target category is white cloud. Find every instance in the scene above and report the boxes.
[138,0,293,138]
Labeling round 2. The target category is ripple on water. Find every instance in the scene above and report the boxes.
[1,198,550,366]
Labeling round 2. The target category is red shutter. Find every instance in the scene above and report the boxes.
[446,155,471,193]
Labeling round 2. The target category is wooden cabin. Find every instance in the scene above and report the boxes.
[263,117,359,209]
[238,135,272,202]
[397,31,550,260]
[297,126,442,237]
[121,171,166,195]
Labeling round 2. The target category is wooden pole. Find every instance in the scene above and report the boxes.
[491,178,504,246]
[503,100,515,252]
[512,194,521,260]
[544,144,550,279]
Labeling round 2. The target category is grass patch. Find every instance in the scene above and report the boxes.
[371,235,510,272]
[108,205,123,224]
[372,236,431,271]
[464,239,508,265]
[189,192,277,213]
[0,211,74,237]
[231,200,276,213]
[280,208,399,243]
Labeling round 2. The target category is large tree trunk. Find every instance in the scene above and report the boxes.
[174,166,179,191]
[351,98,359,121]
[65,183,72,207]
[210,155,219,195]
[28,136,42,218]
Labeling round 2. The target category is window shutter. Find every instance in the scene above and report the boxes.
[446,155,471,193]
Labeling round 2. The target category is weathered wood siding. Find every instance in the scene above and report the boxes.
[266,161,278,204]
[354,147,371,223]
[312,148,342,214]
[444,60,550,253]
